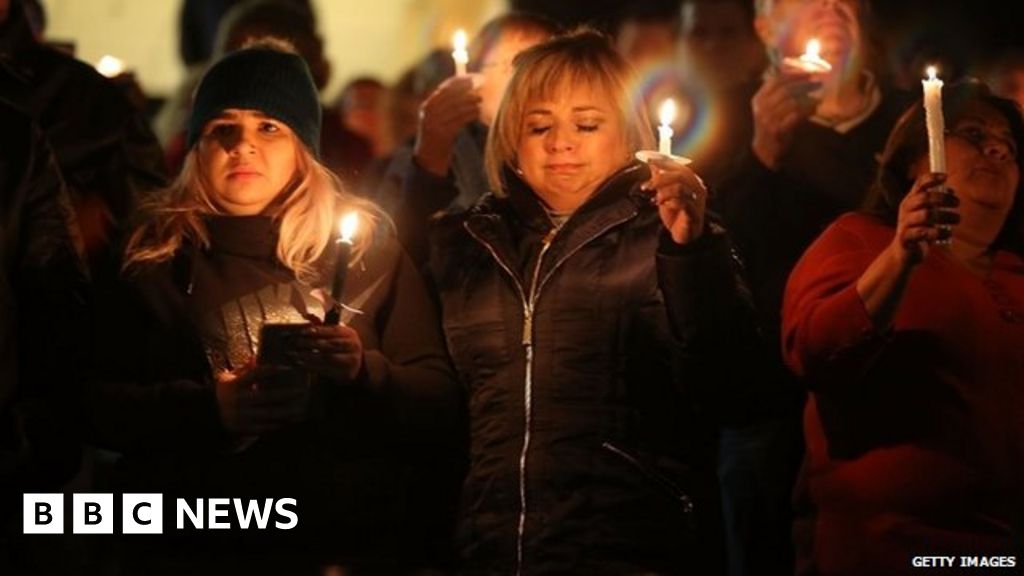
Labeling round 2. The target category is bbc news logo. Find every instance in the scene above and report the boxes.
[23,494,298,534]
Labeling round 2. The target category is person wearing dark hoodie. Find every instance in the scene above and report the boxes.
[89,39,462,574]
[708,1,914,573]
[375,12,558,266]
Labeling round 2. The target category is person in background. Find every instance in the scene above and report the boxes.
[89,40,461,574]
[0,0,166,278]
[335,76,391,160]
[673,0,767,187]
[0,100,90,575]
[176,0,313,67]
[354,49,456,203]
[707,0,914,574]
[375,12,558,265]
[430,28,758,574]
[782,81,1024,576]
[981,49,1024,111]
[612,2,680,72]
[678,0,766,94]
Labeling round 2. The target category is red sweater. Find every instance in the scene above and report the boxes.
[782,213,1024,575]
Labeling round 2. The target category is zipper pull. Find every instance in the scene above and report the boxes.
[522,312,532,346]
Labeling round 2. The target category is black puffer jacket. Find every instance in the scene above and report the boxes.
[430,162,759,574]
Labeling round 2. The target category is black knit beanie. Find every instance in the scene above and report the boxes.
[187,46,322,156]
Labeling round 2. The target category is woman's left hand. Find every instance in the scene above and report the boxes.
[288,324,364,383]
[642,159,708,244]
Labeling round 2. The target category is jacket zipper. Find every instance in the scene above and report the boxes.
[463,202,638,575]
[515,228,556,575]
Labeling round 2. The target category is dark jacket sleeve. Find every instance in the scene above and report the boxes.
[374,143,461,268]
[318,239,463,446]
[393,159,461,266]
[655,221,767,424]
[1,114,90,489]
[86,271,226,455]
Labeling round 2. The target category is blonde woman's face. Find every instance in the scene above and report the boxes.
[198,108,299,215]
[516,82,630,211]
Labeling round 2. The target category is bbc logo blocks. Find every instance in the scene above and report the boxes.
[73,493,114,534]
[24,493,163,535]
[23,494,297,533]
[22,494,63,534]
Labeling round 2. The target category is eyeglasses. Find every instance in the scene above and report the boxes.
[947,124,1018,158]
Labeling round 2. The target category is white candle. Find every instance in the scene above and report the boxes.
[922,66,946,173]
[782,39,832,73]
[339,212,358,245]
[452,29,469,77]
[658,99,676,155]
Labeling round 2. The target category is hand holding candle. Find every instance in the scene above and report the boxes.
[452,29,469,77]
[325,212,358,325]
[782,39,832,74]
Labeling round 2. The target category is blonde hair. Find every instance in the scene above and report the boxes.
[123,139,383,284]
[485,28,655,195]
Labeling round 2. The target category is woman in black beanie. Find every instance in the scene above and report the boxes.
[89,39,462,574]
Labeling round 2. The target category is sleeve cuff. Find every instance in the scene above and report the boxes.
[816,284,894,363]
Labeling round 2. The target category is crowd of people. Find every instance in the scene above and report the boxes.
[2,0,1022,574]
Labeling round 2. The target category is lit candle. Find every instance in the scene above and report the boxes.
[922,66,946,174]
[658,99,676,155]
[452,29,469,77]
[96,55,126,78]
[325,212,358,325]
[782,39,832,73]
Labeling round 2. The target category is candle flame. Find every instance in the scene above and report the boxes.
[926,66,938,81]
[659,99,677,127]
[453,29,468,52]
[339,212,358,244]
[805,39,821,59]
[96,55,125,78]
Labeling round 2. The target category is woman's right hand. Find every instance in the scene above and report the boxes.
[751,71,822,170]
[215,362,308,437]
[891,172,960,268]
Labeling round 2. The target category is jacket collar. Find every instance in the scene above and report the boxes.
[464,160,652,285]
[485,160,650,229]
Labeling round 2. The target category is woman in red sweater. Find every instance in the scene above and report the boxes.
[782,82,1024,575]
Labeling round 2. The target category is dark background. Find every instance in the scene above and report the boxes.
[510,0,1024,80]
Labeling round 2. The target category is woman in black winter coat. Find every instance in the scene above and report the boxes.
[429,29,760,575]
[89,39,462,574]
